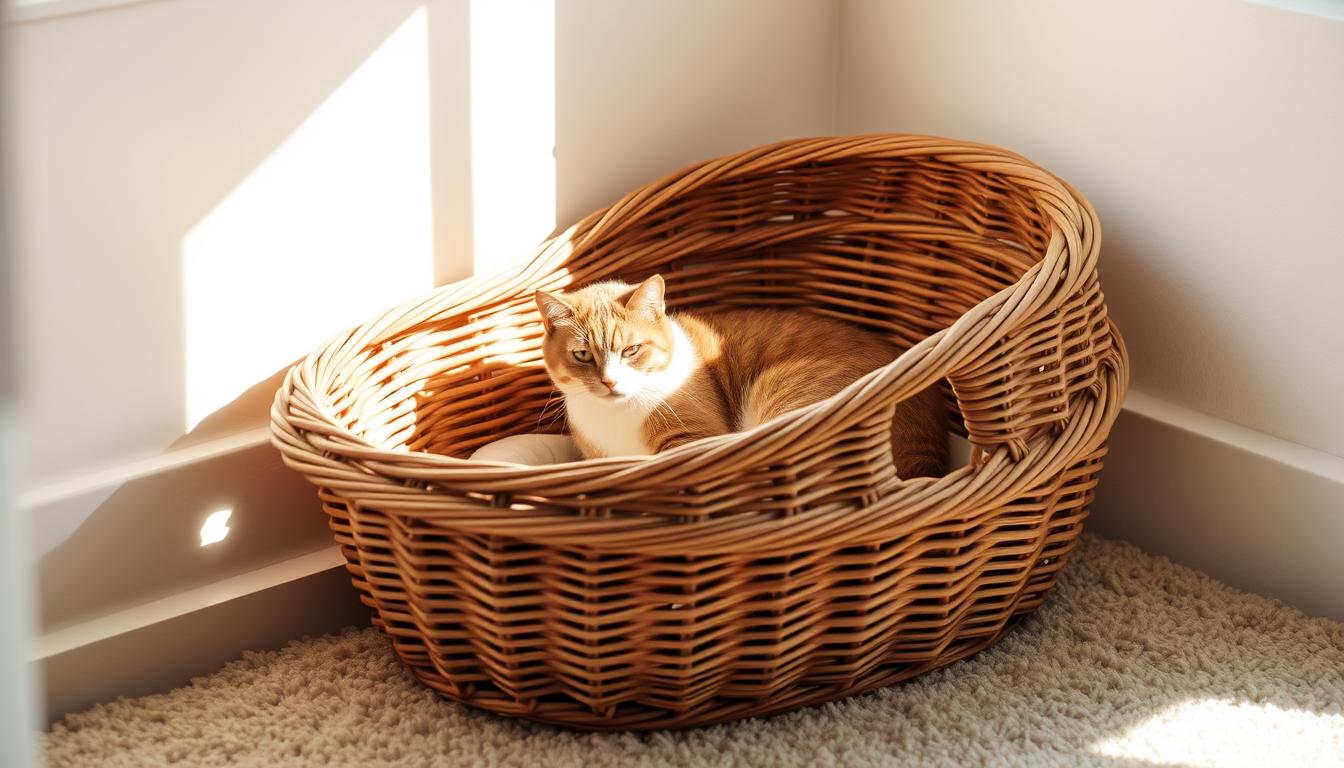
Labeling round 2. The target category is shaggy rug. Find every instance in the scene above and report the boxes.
[43,534,1344,767]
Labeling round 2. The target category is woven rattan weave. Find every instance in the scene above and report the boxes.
[271,134,1129,730]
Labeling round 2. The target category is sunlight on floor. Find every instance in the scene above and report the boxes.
[1091,697,1344,767]
[181,8,433,432]
[470,0,556,276]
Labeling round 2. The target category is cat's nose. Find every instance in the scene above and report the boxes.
[601,378,617,392]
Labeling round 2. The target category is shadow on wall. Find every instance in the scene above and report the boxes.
[16,0,466,484]
[31,0,473,638]
[551,0,836,227]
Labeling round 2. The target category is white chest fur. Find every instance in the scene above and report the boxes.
[561,319,697,458]
[564,393,657,457]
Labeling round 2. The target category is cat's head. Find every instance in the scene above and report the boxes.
[535,275,675,403]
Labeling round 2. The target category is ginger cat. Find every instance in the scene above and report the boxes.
[535,275,947,478]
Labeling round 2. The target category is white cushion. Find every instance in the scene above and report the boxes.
[469,434,583,466]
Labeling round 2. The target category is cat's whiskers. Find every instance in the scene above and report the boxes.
[537,389,565,431]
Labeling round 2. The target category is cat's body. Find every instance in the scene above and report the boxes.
[536,276,947,478]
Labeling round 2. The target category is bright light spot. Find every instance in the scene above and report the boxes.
[199,509,232,547]
[182,8,433,431]
[470,0,556,275]
[1091,698,1344,767]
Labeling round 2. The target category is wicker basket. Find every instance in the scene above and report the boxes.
[271,134,1128,730]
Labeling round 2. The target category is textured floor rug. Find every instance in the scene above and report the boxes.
[44,534,1344,767]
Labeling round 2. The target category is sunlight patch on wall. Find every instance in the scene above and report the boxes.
[470,0,556,276]
[1091,697,1344,767]
[182,8,433,432]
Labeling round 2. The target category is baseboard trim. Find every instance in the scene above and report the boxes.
[18,427,271,512]
[1090,393,1344,622]
[36,546,344,660]
[1122,390,1344,484]
[37,548,367,723]
[7,0,166,26]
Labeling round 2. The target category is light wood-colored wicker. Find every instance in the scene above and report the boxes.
[270,134,1128,730]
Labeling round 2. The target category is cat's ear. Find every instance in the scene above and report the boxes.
[535,290,574,331]
[625,274,666,319]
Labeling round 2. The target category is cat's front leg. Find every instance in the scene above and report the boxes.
[570,428,606,460]
[644,391,732,454]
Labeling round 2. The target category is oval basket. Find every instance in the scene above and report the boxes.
[271,134,1129,730]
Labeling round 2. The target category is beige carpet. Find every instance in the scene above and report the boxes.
[45,534,1344,768]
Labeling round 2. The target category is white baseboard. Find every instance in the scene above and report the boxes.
[26,436,335,634]
[1089,391,1344,622]
[37,548,368,722]
[7,0,166,25]
[22,429,371,722]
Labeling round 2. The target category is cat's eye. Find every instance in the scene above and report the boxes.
[572,349,593,363]
[621,344,642,358]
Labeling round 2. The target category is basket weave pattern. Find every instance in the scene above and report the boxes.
[271,135,1128,730]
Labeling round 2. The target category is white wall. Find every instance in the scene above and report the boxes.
[839,0,1344,456]
[12,0,836,482]
[838,0,1344,618]
[8,0,836,718]
[553,0,837,227]
[11,0,467,482]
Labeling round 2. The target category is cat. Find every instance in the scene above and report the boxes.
[535,274,948,478]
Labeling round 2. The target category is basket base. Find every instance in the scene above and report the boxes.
[387,618,1025,731]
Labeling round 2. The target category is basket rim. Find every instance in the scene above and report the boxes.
[270,133,1120,503]
[273,350,1124,555]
